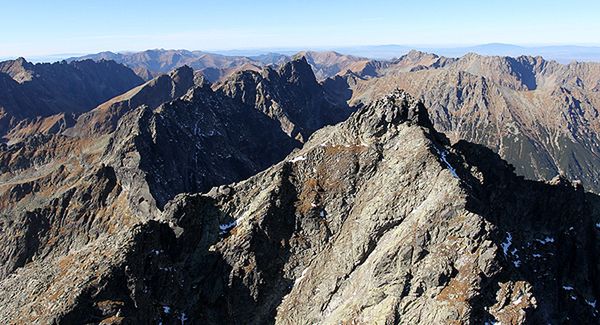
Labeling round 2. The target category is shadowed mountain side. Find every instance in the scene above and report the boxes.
[65,65,204,137]
[0,58,143,140]
[217,56,354,142]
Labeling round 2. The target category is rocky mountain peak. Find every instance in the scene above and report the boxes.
[278,56,319,86]
[169,64,193,82]
[363,88,434,129]
[0,78,599,323]
[403,49,438,61]
[0,57,35,83]
[217,57,352,141]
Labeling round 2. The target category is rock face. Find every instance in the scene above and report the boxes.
[0,58,143,140]
[103,83,300,209]
[217,56,353,141]
[1,88,597,324]
[330,51,600,193]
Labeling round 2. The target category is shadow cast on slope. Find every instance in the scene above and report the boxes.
[452,140,600,324]
[61,164,301,324]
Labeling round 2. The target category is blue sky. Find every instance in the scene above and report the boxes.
[1,0,599,57]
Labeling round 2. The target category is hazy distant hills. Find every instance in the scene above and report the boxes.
[67,44,600,82]
[68,49,288,81]
[327,44,600,63]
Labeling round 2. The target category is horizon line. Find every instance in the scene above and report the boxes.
[4,42,600,60]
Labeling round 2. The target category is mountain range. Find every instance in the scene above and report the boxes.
[1,48,600,323]
[0,58,143,143]
[327,50,600,193]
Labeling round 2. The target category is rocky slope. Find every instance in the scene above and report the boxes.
[0,57,345,287]
[0,58,143,142]
[1,89,597,324]
[329,51,600,193]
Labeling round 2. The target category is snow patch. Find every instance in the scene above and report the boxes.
[513,258,521,268]
[513,295,523,305]
[501,233,521,267]
[536,236,555,244]
[501,232,512,256]
[288,156,307,163]
[295,267,310,285]
[433,145,459,179]
[587,299,597,308]
[484,320,501,325]
[219,220,237,235]
[163,306,171,314]
[562,286,574,291]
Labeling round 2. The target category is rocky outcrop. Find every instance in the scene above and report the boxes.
[2,89,596,324]
[217,57,353,141]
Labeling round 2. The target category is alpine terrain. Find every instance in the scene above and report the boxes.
[0,49,598,323]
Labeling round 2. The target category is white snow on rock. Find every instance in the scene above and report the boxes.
[513,295,523,305]
[219,220,237,235]
[295,267,310,285]
[433,145,459,179]
[288,156,307,163]
[163,306,171,314]
[501,232,513,256]
[536,236,555,244]
[562,285,574,291]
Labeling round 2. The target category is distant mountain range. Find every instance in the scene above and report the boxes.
[3,43,598,64]
[328,44,600,62]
